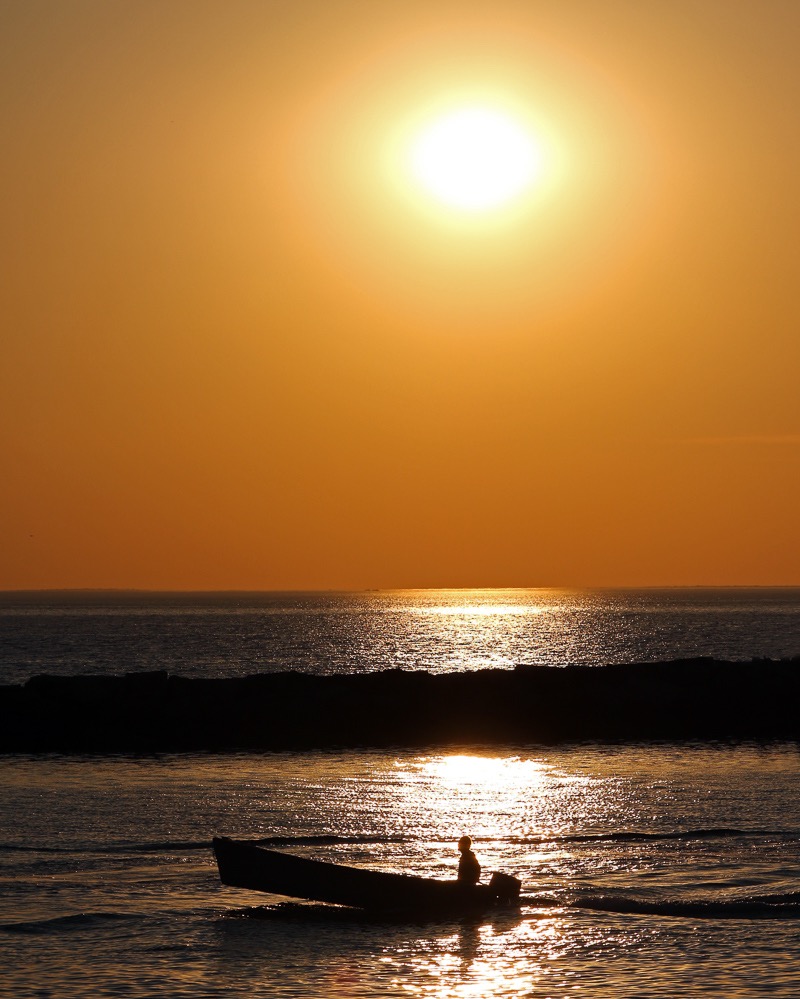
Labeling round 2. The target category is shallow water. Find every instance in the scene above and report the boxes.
[2,744,799,998]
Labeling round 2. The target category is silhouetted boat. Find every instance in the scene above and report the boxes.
[212,837,521,914]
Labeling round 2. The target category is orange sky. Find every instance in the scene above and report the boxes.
[2,0,798,589]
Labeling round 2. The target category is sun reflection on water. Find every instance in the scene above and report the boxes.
[389,915,570,999]
[423,604,543,616]
[372,590,573,672]
[418,753,548,792]
[377,748,641,895]
[388,753,561,877]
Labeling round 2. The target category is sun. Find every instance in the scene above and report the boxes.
[409,107,541,212]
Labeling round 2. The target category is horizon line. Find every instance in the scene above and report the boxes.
[1,584,799,595]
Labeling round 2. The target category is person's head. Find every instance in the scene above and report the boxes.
[458,836,472,853]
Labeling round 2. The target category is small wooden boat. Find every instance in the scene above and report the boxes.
[212,837,521,914]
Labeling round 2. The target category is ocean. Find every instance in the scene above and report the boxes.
[1,588,799,997]
[2,587,799,684]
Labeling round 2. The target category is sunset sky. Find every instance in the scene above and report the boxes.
[2,0,798,590]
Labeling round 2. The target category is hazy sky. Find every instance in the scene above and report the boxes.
[2,0,798,589]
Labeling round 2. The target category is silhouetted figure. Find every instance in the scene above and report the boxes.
[457,835,481,884]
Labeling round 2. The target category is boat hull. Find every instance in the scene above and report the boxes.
[212,838,519,914]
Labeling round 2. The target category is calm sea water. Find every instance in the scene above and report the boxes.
[1,590,799,997]
[1,745,799,998]
[1,588,799,683]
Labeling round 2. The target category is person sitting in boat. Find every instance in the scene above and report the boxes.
[457,836,481,884]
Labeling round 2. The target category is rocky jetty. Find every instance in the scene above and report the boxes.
[1,659,798,752]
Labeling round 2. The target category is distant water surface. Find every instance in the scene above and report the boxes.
[1,588,798,684]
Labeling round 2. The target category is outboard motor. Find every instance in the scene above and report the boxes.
[489,871,522,904]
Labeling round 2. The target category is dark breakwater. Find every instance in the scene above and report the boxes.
[1,659,798,752]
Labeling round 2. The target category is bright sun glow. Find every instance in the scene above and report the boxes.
[410,107,541,211]
[422,754,549,792]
